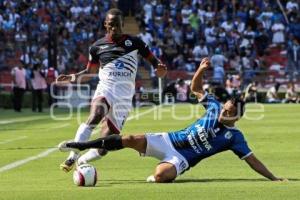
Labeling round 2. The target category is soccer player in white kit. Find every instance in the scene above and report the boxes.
[56,8,167,172]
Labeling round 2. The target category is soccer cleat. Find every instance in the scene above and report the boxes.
[58,141,81,153]
[60,158,77,172]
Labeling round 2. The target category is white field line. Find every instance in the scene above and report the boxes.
[0,116,50,125]
[0,148,57,173]
[0,106,161,173]
[51,123,70,129]
[0,136,28,145]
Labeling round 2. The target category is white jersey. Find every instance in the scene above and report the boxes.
[98,49,138,101]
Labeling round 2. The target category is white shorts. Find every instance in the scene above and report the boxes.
[142,133,189,176]
[93,86,132,132]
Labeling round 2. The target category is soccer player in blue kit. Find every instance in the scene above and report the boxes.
[59,58,286,183]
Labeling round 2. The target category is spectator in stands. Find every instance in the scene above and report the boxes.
[45,66,58,106]
[234,16,245,34]
[255,23,270,56]
[284,82,299,103]
[228,53,241,72]
[225,74,242,97]
[171,25,183,52]
[286,0,299,14]
[183,24,197,47]
[175,79,189,103]
[287,36,300,78]
[244,81,258,103]
[138,26,153,46]
[172,54,185,70]
[258,7,273,30]
[11,64,26,112]
[204,21,217,52]
[225,76,234,96]
[181,2,192,28]
[188,9,200,32]
[143,0,153,24]
[163,80,177,104]
[192,40,208,67]
[211,48,227,84]
[266,83,282,103]
[289,16,300,40]
[240,50,255,88]
[30,63,47,112]
[271,18,285,46]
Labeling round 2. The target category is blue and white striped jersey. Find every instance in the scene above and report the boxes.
[168,93,252,167]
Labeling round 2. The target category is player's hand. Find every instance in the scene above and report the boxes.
[199,57,210,71]
[56,74,75,85]
[155,63,167,78]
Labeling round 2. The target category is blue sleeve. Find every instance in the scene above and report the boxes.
[199,93,222,128]
[199,93,222,112]
[230,132,252,159]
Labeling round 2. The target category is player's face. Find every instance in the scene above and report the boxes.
[104,14,123,39]
[218,100,239,126]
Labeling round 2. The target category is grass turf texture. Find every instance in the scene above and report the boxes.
[0,104,299,200]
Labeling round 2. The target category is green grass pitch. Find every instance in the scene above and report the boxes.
[0,104,299,200]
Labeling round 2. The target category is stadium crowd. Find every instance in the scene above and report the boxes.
[137,0,300,83]
[0,0,299,111]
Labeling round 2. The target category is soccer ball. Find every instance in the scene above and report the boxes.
[73,164,98,186]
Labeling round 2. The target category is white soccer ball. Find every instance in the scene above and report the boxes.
[73,164,98,186]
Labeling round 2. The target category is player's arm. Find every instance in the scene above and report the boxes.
[145,53,167,78]
[190,57,210,100]
[244,154,287,181]
[56,65,98,84]
[56,47,99,84]
[137,37,167,78]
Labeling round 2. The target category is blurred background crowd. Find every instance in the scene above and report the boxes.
[0,0,299,112]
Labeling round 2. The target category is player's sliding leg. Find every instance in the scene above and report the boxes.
[59,134,124,151]
[59,134,146,154]
[60,98,109,172]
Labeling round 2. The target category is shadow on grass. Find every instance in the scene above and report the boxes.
[175,178,300,183]
[94,178,299,187]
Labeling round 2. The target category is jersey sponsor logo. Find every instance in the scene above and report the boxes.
[108,71,132,77]
[115,60,125,69]
[187,134,202,154]
[125,39,132,46]
[224,131,232,139]
[195,125,213,151]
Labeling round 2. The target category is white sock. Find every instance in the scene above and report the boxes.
[77,149,102,165]
[67,123,92,160]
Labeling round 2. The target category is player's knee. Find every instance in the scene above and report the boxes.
[154,172,175,183]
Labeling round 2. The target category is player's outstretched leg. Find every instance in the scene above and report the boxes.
[59,134,147,154]
[58,134,124,152]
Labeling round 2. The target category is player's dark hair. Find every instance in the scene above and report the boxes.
[106,8,123,20]
[230,97,246,118]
